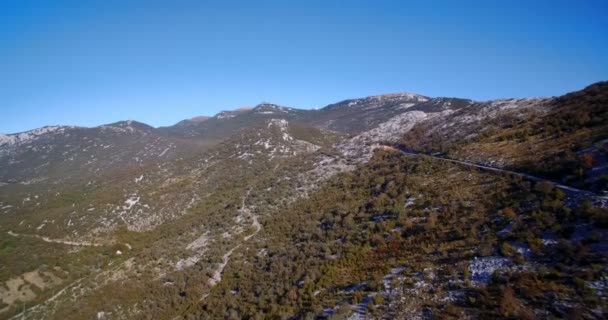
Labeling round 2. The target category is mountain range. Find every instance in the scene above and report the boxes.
[0,82,607,319]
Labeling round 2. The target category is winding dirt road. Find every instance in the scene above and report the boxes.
[390,145,607,205]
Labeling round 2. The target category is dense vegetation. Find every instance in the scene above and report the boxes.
[191,151,606,319]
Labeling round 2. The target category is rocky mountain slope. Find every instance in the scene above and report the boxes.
[157,93,433,142]
[0,121,206,186]
[0,82,606,320]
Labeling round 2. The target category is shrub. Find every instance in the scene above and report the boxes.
[503,207,517,221]
[500,242,516,257]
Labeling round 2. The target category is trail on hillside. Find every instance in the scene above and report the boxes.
[7,231,106,247]
[241,189,261,241]
[208,245,240,287]
[204,188,262,292]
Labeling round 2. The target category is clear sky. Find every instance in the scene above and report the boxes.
[1,0,607,134]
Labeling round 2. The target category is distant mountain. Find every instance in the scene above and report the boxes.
[0,120,202,185]
[157,103,307,141]
[158,93,434,142]
[187,116,211,123]
[172,116,211,127]
[310,93,430,132]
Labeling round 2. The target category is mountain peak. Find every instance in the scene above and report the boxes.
[101,120,155,133]
[252,103,291,114]
[172,116,211,127]
[368,92,430,101]
[324,92,430,111]
[108,120,151,127]
[188,116,210,123]
[215,107,253,119]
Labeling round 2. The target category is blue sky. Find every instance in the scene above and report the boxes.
[1,0,607,134]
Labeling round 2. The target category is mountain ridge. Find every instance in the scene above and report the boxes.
[0,92,464,136]
[0,89,562,137]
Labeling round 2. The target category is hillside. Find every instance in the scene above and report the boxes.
[0,121,207,185]
[0,83,607,320]
[400,82,608,194]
